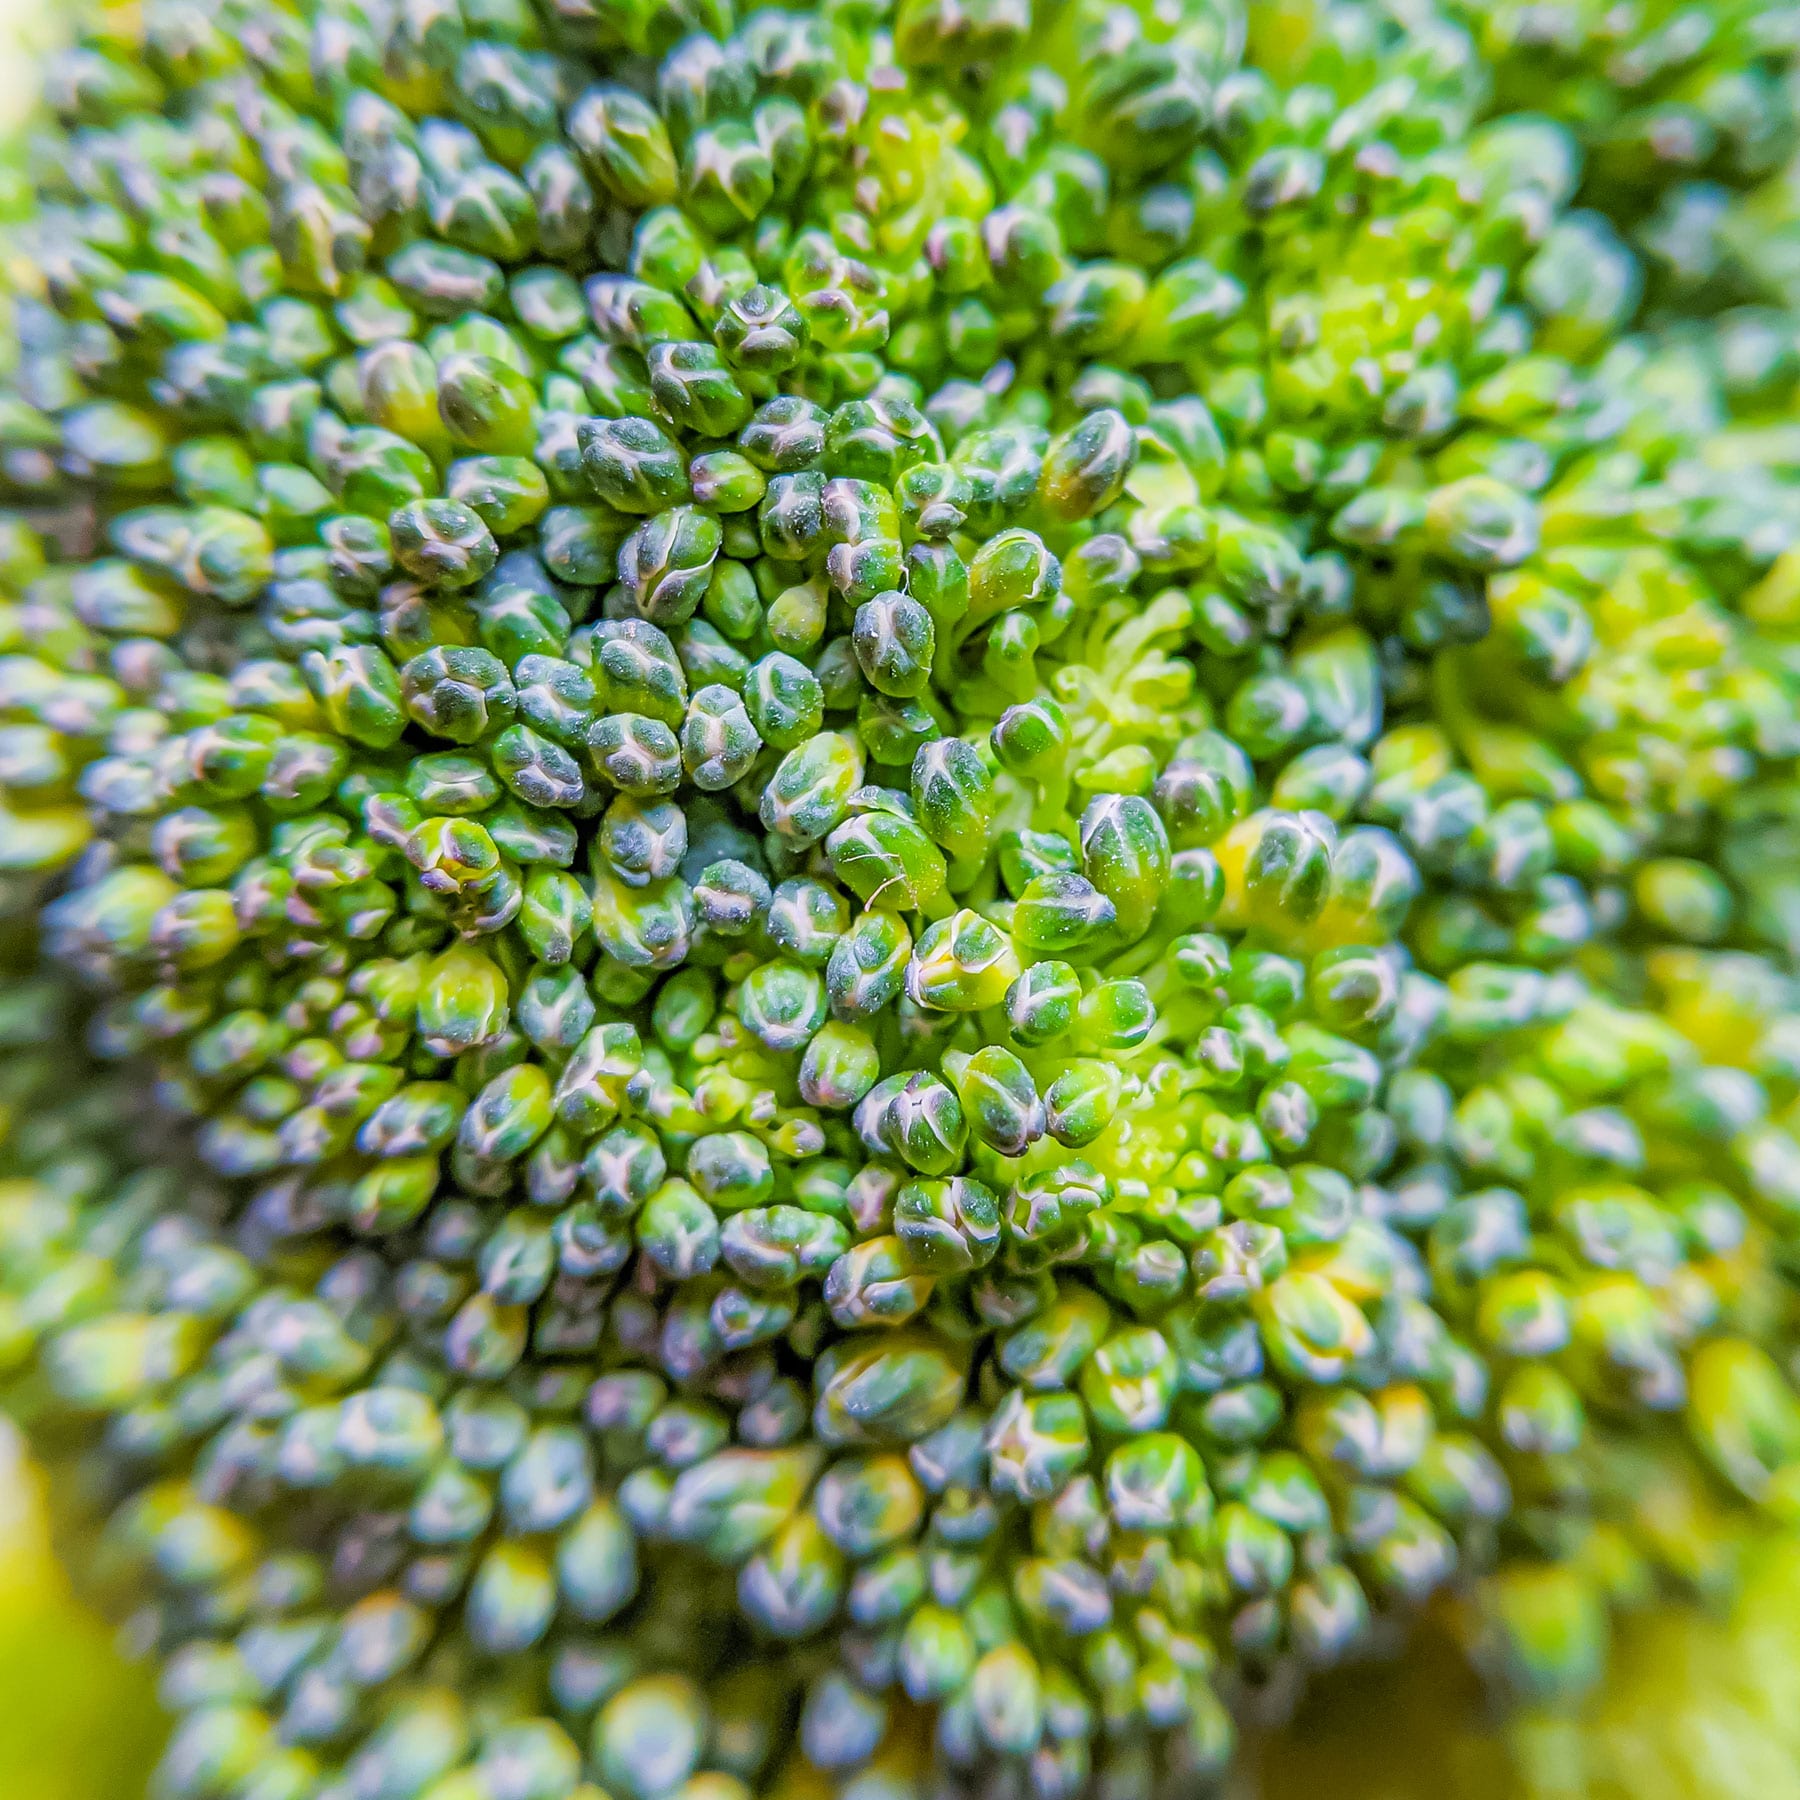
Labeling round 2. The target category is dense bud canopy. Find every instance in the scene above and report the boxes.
[3,0,1800,1797]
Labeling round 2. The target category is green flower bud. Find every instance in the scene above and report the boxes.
[601,799,691,889]
[761,732,864,845]
[619,506,723,627]
[894,1177,1001,1274]
[687,1130,776,1212]
[894,462,969,540]
[947,1045,1044,1156]
[972,1643,1045,1757]
[1687,1338,1800,1504]
[467,1539,557,1654]
[737,958,829,1052]
[810,1456,922,1565]
[742,653,824,750]
[403,644,522,741]
[683,122,775,236]
[1134,257,1247,359]
[1636,857,1734,942]
[969,528,1060,624]
[714,285,808,375]
[991,696,1069,780]
[898,1602,977,1702]
[846,1546,927,1628]
[594,619,690,725]
[1078,980,1156,1051]
[689,451,767,513]
[1155,734,1255,849]
[534,503,623,583]
[1256,1271,1377,1384]
[416,944,509,1057]
[1080,1327,1178,1434]
[1104,1431,1210,1533]
[1005,960,1082,1048]
[1226,672,1312,761]
[1036,1058,1116,1144]
[408,814,502,899]
[590,714,683,797]
[896,0,1030,65]
[408,751,503,814]
[1014,1555,1112,1639]
[720,1206,848,1291]
[758,471,825,561]
[460,1064,554,1168]
[826,538,904,610]
[1497,1361,1585,1457]
[693,859,772,935]
[852,592,935,698]
[1000,1285,1112,1390]
[580,415,690,514]
[826,911,911,1021]
[987,1389,1090,1502]
[911,737,996,864]
[738,1511,846,1638]
[593,1676,704,1800]
[682,684,762,791]
[434,352,536,457]
[825,1234,935,1328]
[636,1178,720,1283]
[519,964,598,1055]
[814,1334,967,1447]
[301,643,406,747]
[1079,794,1171,942]
[1013,873,1117,958]
[446,455,551,536]
[1040,408,1137,520]
[576,1118,660,1219]
[827,810,948,912]
[904,910,1017,1013]
[568,85,678,207]
[389,498,500,589]
[1424,477,1540,570]
[521,868,592,966]
[790,1018,877,1109]
[591,872,693,970]
[493,724,585,809]
[153,1708,276,1800]
[649,340,753,436]
[857,1069,967,1175]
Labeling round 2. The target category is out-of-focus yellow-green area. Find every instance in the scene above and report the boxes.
[0,1424,165,1800]
[1260,1536,1800,1800]
[1513,1538,1800,1800]
[0,0,55,130]
[0,4,170,1794]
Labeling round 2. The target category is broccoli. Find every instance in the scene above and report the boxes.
[1,1,1799,1797]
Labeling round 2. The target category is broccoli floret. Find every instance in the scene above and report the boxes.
[0,0,1799,1797]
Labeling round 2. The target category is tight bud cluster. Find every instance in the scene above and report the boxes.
[2,0,1800,1797]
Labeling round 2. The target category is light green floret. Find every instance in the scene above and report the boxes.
[1,0,1800,1797]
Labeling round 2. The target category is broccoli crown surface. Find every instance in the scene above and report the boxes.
[3,1,1800,1798]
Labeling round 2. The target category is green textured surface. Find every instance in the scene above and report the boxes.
[7,0,1800,1785]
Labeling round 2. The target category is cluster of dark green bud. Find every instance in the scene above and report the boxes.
[3,0,1800,1795]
